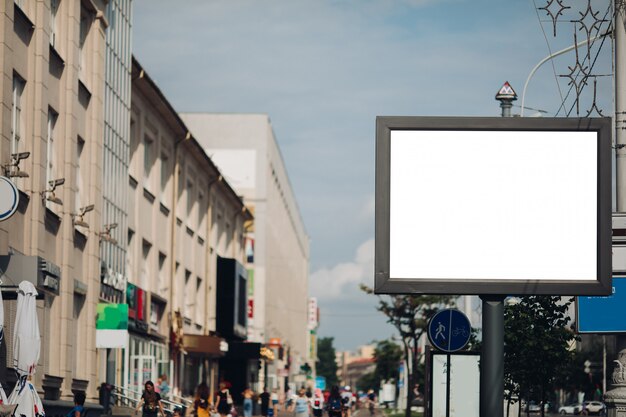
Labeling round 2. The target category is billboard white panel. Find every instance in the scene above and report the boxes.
[389,130,597,281]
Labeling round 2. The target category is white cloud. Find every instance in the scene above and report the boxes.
[310,238,374,299]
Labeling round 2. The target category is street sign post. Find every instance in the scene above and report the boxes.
[428,309,472,417]
[428,309,472,353]
[0,176,19,222]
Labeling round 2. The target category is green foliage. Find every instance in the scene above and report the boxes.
[504,296,576,416]
[357,371,378,392]
[360,284,455,417]
[316,337,339,388]
[373,339,403,387]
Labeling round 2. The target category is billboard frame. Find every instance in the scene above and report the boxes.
[375,116,612,295]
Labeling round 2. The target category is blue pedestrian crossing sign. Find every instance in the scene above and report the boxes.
[427,309,471,353]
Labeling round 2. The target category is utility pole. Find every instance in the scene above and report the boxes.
[604,1,626,415]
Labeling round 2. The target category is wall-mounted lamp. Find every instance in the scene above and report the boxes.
[2,152,30,178]
[40,178,65,205]
[72,204,94,228]
[98,223,118,244]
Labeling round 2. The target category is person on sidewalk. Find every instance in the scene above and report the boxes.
[311,389,323,417]
[325,387,342,417]
[291,389,310,417]
[259,387,271,417]
[216,383,232,417]
[194,383,211,417]
[135,381,165,417]
[242,388,254,417]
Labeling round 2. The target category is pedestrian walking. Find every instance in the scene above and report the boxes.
[271,389,279,412]
[159,375,170,399]
[135,381,165,417]
[311,389,323,417]
[291,389,310,417]
[242,388,254,417]
[215,383,232,417]
[259,387,271,417]
[194,383,211,417]
[325,386,342,417]
[67,392,86,417]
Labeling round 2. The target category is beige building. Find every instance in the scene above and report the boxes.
[179,113,310,391]
[0,0,108,401]
[129,58,251,400]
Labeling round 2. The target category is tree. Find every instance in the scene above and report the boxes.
[317,337,339,388]
[504,296,576,417]
[357,372,378,392]
[361,285,455,417]
[373,339,403,387]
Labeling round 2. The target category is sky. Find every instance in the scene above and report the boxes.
[132,0,614,350]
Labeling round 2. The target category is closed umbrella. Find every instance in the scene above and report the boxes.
[0,288,8,404]
[8,281,43,417]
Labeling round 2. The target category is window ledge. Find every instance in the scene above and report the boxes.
[49,44,65,66]
[14,3,35,32]
[159,202,170,216]
[143,187,155,203]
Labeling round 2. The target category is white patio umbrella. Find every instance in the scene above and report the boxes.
[0,288,9,404]
[8,281,43,417]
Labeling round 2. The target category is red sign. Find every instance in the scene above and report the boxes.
[248,299,254,319]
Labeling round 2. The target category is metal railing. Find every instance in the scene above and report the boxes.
[109,385,188,416]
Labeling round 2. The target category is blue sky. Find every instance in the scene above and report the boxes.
[132,0,613,350]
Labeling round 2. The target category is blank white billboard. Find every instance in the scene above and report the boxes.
[390,130,597,281]
[375,117,612,295]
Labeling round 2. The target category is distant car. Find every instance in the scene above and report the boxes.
[559,403,582,415]
[526,402,542,413]
[582,401,605,414]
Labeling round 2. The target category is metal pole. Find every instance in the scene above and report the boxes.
[616,0,626,210]
[480,295,505,417]
[446,354,451,417]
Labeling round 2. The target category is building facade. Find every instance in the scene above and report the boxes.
[179,113,311,392]
[98,0,132,388]
[0,0,108,401]
[129,58,251,401]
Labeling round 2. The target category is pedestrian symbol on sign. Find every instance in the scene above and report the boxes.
[435,322,446,341]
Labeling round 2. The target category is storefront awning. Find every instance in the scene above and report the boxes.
[183,334,228,357]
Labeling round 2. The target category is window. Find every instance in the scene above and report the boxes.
[78,7,91,78]
[198,188,206,234]
[160,150,170,205]
[195,277,202,323]
[141,240,152,289]
[11,75,25,155]
[143,135,153,187]
[75,137,85,213]
[184,270,193,318]
[186,178,194,221]
[50,0,59,47]
[45,109,58,208]
[158,252,167,293]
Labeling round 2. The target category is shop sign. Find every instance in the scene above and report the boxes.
[101,265,127,291]
[268,338,281,347]
[0,176,19,222]
[96,303,129,348]
[127,283,148,332]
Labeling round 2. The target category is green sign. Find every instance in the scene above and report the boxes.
[96,303,129,330]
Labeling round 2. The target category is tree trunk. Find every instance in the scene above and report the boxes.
[402,339,412,417]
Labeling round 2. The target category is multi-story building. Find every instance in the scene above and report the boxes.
[130,58,251,400]
[179,113,310,392]
[98,0,132,388]
[0,0,108,401]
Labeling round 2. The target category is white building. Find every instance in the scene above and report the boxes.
[180,113,310,390]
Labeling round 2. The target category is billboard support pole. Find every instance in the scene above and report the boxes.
[480,295,504,417]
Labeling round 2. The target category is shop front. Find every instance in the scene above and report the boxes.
[125,283,169,395]
[219,342,261,403]
[182,334,228,398]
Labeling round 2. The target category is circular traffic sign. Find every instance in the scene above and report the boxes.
[427,308,471,353]
[0,176,19,221]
